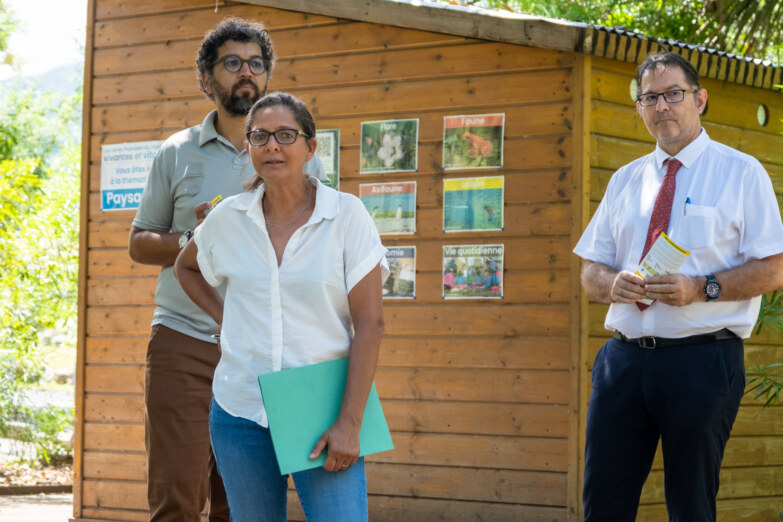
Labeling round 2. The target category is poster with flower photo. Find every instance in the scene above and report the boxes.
[443,114,504,170]
[359,181,416,235]
[383,246,416,299]
[315,128,340,189]
[360,119,418,174]
[443,176,504,232]
[442,244,504,299]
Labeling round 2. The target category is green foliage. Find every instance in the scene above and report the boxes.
[746,362,782,407]
[0,0,17,67]
[0,79,80,465]
[442,0,783,62]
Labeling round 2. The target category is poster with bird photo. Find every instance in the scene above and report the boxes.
[442,114,504,170]
[443,176,504,232]
[360,119,419,174]
[359,181,416,235]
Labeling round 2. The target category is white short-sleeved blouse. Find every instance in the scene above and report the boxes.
[194,177,389,426]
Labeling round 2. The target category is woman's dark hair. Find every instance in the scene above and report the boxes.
[244,92,317,191]
[635,52,701,92]
[196,17,277,100]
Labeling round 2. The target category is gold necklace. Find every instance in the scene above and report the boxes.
[264,185,313,227]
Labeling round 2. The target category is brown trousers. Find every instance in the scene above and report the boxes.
[145,324,229,522]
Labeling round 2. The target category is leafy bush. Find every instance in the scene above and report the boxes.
[0,82,80,466]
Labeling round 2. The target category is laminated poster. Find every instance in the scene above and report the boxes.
[443,176,504,232]
[383,246,416,299]
[360,181,416,235]
[360,119,419,174]
[315,129,340,189]
[442,244,504,300]
[100,140,163,211]
[443,114,504,170]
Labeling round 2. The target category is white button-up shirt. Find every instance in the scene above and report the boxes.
[194,178,389,426]
[574,130,783,339]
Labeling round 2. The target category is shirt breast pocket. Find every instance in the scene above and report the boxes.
[679,204,718,250]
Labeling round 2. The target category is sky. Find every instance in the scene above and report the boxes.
[0,0,88,81]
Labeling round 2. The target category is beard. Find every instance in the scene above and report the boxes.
[212,78,262,116]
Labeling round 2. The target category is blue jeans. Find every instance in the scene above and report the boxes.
[209,397,368,522]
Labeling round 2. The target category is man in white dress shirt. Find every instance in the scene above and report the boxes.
[573,51,783,521]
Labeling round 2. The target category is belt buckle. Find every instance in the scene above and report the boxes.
[638,336,656,349]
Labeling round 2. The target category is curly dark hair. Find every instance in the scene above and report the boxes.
[244,92,317,191]
[196,17,277,100]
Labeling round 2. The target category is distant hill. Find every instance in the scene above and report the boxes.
[1,62,83,95]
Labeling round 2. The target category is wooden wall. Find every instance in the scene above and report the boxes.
[77,0,583,520]
[585,56,783,521]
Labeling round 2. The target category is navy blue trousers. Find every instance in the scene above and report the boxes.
[583,336,745,522]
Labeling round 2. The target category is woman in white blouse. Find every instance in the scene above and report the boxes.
[175,92,388,521]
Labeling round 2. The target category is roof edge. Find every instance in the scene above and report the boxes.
[242,0,587,53]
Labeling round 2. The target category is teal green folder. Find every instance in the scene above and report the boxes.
[258,357,394,475]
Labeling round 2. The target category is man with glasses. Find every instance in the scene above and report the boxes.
[129,17,322,521]
[574,51,783,520]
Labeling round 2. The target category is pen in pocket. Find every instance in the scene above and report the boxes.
[683,197,691,216]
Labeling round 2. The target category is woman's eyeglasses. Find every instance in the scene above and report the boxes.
[246,129,309,146]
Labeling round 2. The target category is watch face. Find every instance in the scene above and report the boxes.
[178,232,189,248]
[706,281,720,298]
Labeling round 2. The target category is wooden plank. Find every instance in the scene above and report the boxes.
[379,335,570,370]
[384,400,568,437]
[84,394,144,424]
[92,22,470,76]
[90,196,573,237]
[88,249,158,277]
[83,451,146,482]
[87,278,157,306]
[340,169,573,206]
[382,303,570,337]
[592,99,783,155]
[85,270,569,306]
[82,365,564,406]
[375,368,569,404]
[96,0,217,19]
[83,423,145,452]
[79,508,149,522]
[86,335,147,364]
[414,204,571,237]
[82,479,146,511]
[374,432,568,472]
[94,42,568,104]
[366,462,566,505]
[91,70,573,132]
[637,497,783,521]
[640,465,783,502]
[94,5,337,48]
[85,365,145,394]
[87,301,570,337]
[367,495,564,522]
[89,219,135,248]
[87,306,154,336]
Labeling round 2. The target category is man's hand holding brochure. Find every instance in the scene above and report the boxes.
[635,232,691,306]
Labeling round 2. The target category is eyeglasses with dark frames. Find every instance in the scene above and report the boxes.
[213,54,266,75]
[637,88,699,107]
[246,128,309,146]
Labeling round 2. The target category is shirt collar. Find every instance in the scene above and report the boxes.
[198,110,221,147]
[229,176,340,227]
[653,128,710,170]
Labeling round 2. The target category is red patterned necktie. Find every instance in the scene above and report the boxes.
[637,158,682,310]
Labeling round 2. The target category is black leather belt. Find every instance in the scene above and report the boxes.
[613,329,738,349]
